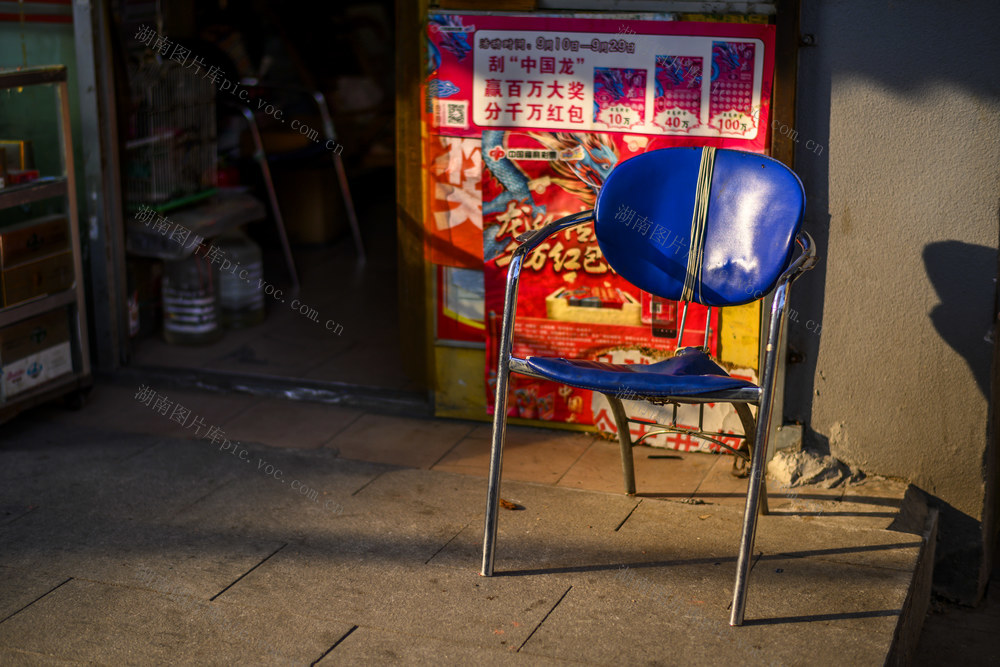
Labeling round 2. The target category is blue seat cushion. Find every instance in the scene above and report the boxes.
[524,349,757,397]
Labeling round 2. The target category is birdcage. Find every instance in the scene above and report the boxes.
[124,56,216,208]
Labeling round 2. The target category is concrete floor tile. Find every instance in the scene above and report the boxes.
[170,456,482,564]
[0,578,351,665]
[0,567,69,622]
[0,505,33,527]
[0,647,84,665]
[756,522,923,573]
[168,448,394,548]
[214,544,571,653]
[171,464,486,564]
[321,626,573,665]
[687,453,757,506]
[313,467,518,565]
[22,383,262,442]
[557,441,718,497]
[613,496,748,559]
[433,425,594,484]
[326,414,476,468]
[430,480,639,574]
[520,557,907,666]
[0,438,286,598]
[0,438,237,522]
[0,415,931,665]
[618,482,919,573]
[0,513,284,600]
[837,477,908,515]
[218,397,363,449]
[0,433,158,505]
[20,383,179,438]
[740,554,911,630]
[915,621,1000,666]
[159,388,267,430]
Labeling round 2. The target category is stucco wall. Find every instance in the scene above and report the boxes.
[786,0,999,600]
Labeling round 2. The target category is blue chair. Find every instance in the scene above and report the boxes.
[480,146,817,626]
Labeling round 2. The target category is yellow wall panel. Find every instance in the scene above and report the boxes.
[718,302,761,371]
[434,346,488,420]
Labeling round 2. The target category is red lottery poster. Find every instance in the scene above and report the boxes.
[482,131,719,428]
[424,14,774,451]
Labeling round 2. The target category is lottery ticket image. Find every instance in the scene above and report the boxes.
[653,54,703,133]
[709,41,757,136]
[592,67,646,130]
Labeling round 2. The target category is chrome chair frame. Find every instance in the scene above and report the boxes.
[480,210,816,626]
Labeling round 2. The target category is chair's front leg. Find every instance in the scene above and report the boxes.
[481,254,525,577]
[606,394,636,495]
[479,217,593,576]
[481,360,511,577]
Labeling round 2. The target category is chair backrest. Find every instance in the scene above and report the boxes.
[593,147,805,306]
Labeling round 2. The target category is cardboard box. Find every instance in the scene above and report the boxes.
[0,309,72,399]
[0,251,75,307]
[0,215,70,269]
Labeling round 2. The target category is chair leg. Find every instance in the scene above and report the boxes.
[606,395,636,495]
[729,404,772,626]
[733,403,768,515]
[311,90,365,261]
[481,368,512,577]
[239,107,300,293]
[332,152,366,262]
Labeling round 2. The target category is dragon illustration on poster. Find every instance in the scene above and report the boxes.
[481,130,619,261]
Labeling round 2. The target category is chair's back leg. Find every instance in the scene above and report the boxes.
[730,283,790,625]
[606,395,637,495]
[733,402,768,515]
[729,407,770,626]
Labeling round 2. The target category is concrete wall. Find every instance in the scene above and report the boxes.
[786,0,999,602]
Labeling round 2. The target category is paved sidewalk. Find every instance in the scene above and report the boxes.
[0,385,928,665]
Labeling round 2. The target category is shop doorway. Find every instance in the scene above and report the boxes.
[112,1,416,401]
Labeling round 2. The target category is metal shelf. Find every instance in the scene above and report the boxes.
[0,177,68,208]
[0,65,67,90]
[0,64,91,420]
[0,374,91,422]
[0,289,75,328]
[125,189,267,259]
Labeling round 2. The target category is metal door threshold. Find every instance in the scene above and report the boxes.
[107,365,432,417]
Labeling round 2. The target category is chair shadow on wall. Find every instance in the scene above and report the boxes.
[922,240,997,603]
[923,240,996,400]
